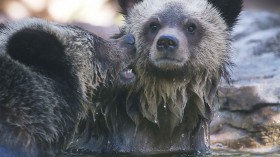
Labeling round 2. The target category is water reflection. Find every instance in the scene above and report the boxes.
[58,151,280,157]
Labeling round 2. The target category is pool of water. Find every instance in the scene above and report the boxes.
[58,151,280,157]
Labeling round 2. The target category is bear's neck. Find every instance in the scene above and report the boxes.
[133,75,188,123]
[128,69,216,132]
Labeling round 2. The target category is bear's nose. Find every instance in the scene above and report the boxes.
[125,34,135,45]
[157,35,178,52]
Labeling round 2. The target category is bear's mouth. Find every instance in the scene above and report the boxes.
[156,57,184,64]
[152,57,185,70]
[147,61,189,80]
[120,66,136,83]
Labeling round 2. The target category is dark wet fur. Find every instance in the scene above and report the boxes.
[73,0,242,154]
[0,19,135,157]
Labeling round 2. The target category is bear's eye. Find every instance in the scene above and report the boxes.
[149,22,160,32]
[187,23,197,33]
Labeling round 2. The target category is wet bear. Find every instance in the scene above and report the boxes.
[0,18,135,157]
[78,0,242,154]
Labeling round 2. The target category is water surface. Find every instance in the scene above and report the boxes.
[58,151,280,157]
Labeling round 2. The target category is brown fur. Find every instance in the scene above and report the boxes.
[72,0,242,154]
[0,18,135,156]
[124,0,230,139]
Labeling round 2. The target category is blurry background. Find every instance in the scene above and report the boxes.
[0,0,121,26]
[1,0,280,26]
[0,0,123,38]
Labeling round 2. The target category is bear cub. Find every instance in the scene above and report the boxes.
[0,18,135,157]
[78,0,243,154]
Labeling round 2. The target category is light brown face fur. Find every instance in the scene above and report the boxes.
[123,0,231,124]
[126,0,230,79]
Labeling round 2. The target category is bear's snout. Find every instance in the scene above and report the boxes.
[156,35,179,52]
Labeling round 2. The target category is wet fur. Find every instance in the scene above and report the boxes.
[76,0,242,153]
[0,18,134,157]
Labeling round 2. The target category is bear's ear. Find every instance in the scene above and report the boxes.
[118,0,143,15]
[208,0,243,28]
[6,28,66,72]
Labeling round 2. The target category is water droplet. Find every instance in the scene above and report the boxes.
[181,134,185,138]
[154,120,158,123]
[184,78,186,82]
[164,104,167,109]
[108,140,111,144]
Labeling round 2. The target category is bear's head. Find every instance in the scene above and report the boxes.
[118,0,242,80]
[0,19,136,92]
[117,0,242,127]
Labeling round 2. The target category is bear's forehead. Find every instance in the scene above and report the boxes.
[156,3,186,25]
[130,0,227,24]
[130,0,213,18]
[127,0,227,34]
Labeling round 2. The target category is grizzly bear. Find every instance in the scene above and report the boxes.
[74,0,243,154]
[0,18,135,157]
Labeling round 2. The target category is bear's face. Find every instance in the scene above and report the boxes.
[119,0,242,80]
[107,33,136,85]
[125,0,229,78]
[61,26,136,86]
[116,0,242,127]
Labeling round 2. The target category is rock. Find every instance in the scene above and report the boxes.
[210,11,280,153]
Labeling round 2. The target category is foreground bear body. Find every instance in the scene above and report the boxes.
[79,0,242,154]
[0,19,135,157]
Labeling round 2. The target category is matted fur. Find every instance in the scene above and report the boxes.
[0,18,135,156]
[80,0,242,153]
[72,0,242,154]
